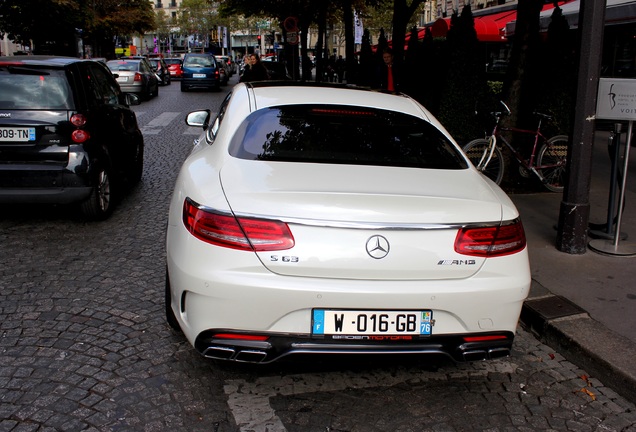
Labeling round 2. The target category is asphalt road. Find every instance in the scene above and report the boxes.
[1,76,635,431]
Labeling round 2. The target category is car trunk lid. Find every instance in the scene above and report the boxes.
[219,160,508,280]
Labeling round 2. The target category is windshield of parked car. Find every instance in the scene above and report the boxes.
[106,60,140,72]
[229,105,468,170]
[0,67,73,109]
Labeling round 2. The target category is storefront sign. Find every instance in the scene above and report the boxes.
[597,78,636,120]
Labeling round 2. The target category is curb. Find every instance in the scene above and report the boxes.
[520,291,636,404]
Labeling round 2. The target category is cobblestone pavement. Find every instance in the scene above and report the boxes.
[1,81,635,431]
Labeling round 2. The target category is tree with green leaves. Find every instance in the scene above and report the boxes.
[176,0,225,53]
[220,0,324,80]
[0,0,155,58]
[388,0,426,69]
[0,0,83,55]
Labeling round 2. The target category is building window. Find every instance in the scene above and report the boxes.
[155,1,163,8]
[170,0,177,7]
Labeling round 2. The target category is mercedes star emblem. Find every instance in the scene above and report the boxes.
[366,235,390,259]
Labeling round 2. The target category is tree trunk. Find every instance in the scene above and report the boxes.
[502,0,544,130]
[315,2,327,82]
[342,0,355,83]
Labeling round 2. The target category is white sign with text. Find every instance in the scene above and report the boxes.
[597,78,636,120]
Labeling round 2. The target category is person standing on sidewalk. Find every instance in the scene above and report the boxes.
[240,53,269,83]
[376,48,401,92]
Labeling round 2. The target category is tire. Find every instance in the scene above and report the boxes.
[142,83,152,101]
[129,141,144,185]
[165,268,181,332]
[180,82,187,92]
[537,135,568,193]
[80,163,114,220]
[463,138,504,185]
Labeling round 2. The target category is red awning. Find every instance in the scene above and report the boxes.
[377,1,573,51]
[430,10,516,42]
[428,2,568,43]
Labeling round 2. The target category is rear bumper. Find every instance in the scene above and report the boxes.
[181,78,219,89]
[118,83,145,94]
[0,186,91,204]
[194,330,515,364]
[0,146,92,204]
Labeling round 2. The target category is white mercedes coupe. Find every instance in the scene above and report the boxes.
[165,82,530,364]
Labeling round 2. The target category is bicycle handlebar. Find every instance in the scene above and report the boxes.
[500,100,511,116]
[488,101,552,123]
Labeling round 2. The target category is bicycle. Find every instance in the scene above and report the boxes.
[462,101,569,192]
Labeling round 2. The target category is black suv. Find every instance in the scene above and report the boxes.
[147,56,171,86]
[0,56,144,220]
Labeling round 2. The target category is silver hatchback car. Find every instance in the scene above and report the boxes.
[107,59,159,100]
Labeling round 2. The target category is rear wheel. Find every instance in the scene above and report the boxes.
[463,138,504,185]
[80,163,114,220]
[537,135,569,192]
[129,141,144,185]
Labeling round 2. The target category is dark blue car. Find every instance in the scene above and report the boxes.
[180,53,221,92]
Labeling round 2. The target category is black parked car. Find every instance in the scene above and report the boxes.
[147,56,171,86]
[0,56,144,220]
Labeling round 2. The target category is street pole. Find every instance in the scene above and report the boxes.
[556,0,607,254]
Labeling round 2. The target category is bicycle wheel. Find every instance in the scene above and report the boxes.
[537,135,568,192]
[463,138,504,185]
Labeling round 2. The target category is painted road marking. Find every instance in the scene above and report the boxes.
[224,360,517,431]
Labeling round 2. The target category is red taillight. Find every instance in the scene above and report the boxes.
[214,70,219,78]
[70,114,87,127]
[134,72,142,82]
[213,333,269,341]
[182,198,295,251]
[71,129,90,143]
[454,220,526,257]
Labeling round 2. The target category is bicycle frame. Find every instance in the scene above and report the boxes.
[465,101,568,192]
[489,116,558,174]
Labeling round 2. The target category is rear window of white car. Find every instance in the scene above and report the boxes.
[0,68,72,109]
[228,105,468,169]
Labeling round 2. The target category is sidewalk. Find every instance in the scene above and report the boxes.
[511,129,636,403]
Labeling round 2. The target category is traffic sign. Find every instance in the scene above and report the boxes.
[287,32,299,45]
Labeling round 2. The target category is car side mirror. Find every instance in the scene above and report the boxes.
[125,93,141,106]
[186,110,211,129]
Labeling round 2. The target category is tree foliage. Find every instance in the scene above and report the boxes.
[437,5,487,144]
[0,0,155,57]
[177,0,222,39]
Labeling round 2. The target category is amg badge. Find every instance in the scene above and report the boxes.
[437,259,476,266]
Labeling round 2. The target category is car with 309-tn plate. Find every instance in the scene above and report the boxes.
[0,55,144,220]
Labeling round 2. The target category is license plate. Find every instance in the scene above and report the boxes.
[193,73,206,78]
[312,309,432,336]
[117,77,128,83]
[0,127,36,142]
